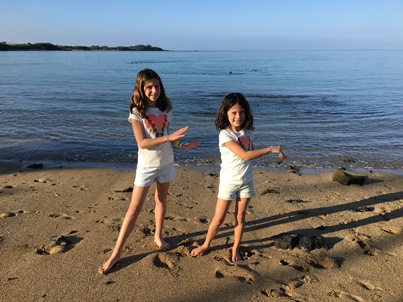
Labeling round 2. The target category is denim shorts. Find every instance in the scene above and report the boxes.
[134,162,176,187]
[217,180,255,200]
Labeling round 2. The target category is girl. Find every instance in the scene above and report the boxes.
[99,69,200,275]
[191,93,286,262]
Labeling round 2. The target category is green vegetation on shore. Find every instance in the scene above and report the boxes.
[0,42,164,51]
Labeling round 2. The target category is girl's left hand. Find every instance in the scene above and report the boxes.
[270,145,287,159]
[181,141,201,150]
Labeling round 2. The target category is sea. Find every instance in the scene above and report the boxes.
[1,50,402,173]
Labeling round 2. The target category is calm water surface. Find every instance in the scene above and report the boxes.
[1,50,402,171]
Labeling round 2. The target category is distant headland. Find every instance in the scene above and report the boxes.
[0,42,164,51]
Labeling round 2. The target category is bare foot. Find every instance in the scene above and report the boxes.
[98,254,121,275]
[231,248,242,262]
[154,238,170,251]
[191,245,209,257]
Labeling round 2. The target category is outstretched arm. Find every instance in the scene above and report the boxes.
[225,140,286,161]
[172,140,201,150]
[181,141,201,150]
[131,120,188,149]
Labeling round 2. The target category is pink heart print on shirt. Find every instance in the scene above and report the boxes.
[238,135,252,151]
[144,114,169,137]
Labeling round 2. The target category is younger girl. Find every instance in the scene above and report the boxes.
[191,93,286,262]
[99,69,200,274]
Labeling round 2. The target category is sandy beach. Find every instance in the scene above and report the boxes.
[1,161,402,302]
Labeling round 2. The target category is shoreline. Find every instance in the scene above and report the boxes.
[2,159,403,176]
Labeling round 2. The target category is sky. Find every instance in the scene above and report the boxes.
[1,0,402,51]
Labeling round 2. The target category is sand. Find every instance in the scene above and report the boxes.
[1,161,402,302]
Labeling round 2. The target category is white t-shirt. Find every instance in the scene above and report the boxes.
[219,128,254,185]
[128,107,174,168]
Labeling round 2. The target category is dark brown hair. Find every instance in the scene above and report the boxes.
[129,69,172,118]
[215,93,254,130]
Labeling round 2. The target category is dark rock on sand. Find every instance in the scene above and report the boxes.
[26,163,44,169]
[273,233,328,251]
[332,168,366,185]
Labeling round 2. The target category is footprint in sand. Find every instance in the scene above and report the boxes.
[165,215,188,222]
[95,218,123,232]
[197,217,209,224]
[109,222,121,232]
[280,252,342,271]
[286,274,317,289]
[215,264,257,284]
[35,233,82,255]
[262,274,317,299]
[261,287,291,298]
[308,254,343,269]
[261,287,307,300]
[107,195,128,201]
[49,213,74,219]
[212,250,257,284]
[1,185,16,196]
[153,252,179,269]
[153,251,182,277]
[280,258,309,272]
[328,290,364,302]
[356,279,383,292]
[136,224,154,236]
[353,238,381,256]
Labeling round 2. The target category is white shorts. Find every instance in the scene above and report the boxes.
[217,181,255,200]
[134,162,176,187]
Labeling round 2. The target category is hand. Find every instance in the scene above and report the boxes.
[270,145,287,159]
[181,141,201,150]
[167,126,188,142]
[279,150,287,160]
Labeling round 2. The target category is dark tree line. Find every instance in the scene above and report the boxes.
[0,42,164,51]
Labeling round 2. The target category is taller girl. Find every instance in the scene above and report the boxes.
[99,69,200,274]
[191,93,286,262]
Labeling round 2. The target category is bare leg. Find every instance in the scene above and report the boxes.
[191,198,231,257]
[98,185,150,275]
[232,197,250,262]
[153,182,170,251]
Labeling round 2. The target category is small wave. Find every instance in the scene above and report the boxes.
[248,94,309,99]
[128,60,183,64]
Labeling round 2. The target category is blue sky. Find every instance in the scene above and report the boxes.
[1,0,402,50]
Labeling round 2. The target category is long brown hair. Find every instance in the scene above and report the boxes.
[129,69,172,118]
[215,93,254,130]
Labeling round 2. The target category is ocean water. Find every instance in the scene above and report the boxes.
[1,50,402,171]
